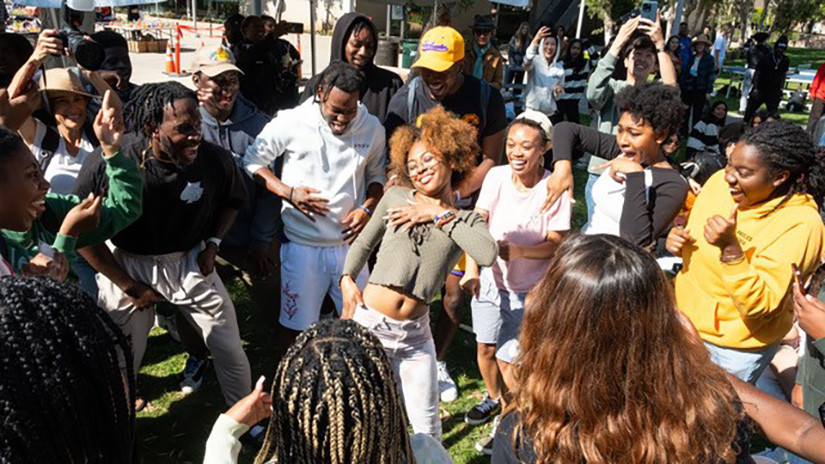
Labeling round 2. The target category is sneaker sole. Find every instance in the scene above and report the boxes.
[464,413,496,426]
[439,388,458,403]
[475,441,494,456]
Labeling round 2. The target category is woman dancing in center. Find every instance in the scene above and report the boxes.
[340,106,498,440]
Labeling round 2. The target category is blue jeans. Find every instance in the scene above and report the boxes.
[584,172,600,224]
[704,341,779,384]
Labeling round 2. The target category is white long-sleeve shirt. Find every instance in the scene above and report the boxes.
[244,99,387,247]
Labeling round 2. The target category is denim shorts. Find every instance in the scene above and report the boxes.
[495,289,527,364]
[470,268,501,344]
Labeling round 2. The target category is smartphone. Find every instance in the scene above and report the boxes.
[792,263,805,293]
[284,22,304,34]
[641,1,658,22]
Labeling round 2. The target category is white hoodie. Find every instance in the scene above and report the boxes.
[524,38,565,116]
[244,99,387,247]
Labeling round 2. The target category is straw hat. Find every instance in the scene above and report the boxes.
[38,68,95,99]
[692,34,712,47]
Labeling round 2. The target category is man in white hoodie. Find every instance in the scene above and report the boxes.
[245,60,386,346]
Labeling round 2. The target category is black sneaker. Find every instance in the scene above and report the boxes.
[464,395,501,425]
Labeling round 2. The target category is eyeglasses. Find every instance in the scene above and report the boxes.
[406,152,440,176]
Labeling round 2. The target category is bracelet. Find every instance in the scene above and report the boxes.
[206,237,222,250]
[288,186,294,202]
[434,209,457,228]
[358,204,373,216]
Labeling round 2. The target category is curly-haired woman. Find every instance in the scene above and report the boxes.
[667,120,825,383]
[546,83,688,250]
[339,106,498,439]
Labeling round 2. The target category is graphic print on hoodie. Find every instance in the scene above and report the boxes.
[244,98,387,247]
[299,12,404,123]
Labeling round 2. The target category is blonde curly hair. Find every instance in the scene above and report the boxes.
[389,106,479,187]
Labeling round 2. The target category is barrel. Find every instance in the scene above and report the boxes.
[375,38,399,67]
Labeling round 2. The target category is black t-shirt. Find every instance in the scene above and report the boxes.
[384,74,508,150]
[73,135,248,255]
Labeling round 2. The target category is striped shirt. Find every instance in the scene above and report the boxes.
[687,120,722,155]
[559,60,591,101]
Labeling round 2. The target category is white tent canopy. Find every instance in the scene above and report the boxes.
[14,0,167,10]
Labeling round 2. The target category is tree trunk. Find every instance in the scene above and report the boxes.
[740,0,753,41]
[758,0,769,29]
[603,13,614,45]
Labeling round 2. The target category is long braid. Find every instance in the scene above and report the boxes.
[255,319,415,464]
[742,120,825,215]
[0,277,134,463]
[125,81,197,137]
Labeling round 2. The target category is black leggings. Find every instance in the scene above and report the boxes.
[743,89,782,123]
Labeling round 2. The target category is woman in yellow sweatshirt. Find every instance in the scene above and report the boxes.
[666,120,825,383]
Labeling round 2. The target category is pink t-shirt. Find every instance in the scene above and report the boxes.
[476,165,572,294]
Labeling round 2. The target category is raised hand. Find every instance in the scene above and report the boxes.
[638,11,665,49]
[59,193,103,238]
[31,29,64,64]
[609,17,641,56]
[93,90,124,157]
[225,376,273,427]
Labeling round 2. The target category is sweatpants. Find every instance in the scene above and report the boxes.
[97,244,251,405]
[353,304,442,441]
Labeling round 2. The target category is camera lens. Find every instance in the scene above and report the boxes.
[60,27,105,71]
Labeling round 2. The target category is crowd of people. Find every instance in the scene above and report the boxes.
[1,8,825,464]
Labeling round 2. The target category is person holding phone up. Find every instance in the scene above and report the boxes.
[666,120,825,384]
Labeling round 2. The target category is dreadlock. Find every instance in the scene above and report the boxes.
[125,81,196,137]
[255,319,415,464]
[313,60,365,103]
[742,120,825,215]
[0,277,135,463]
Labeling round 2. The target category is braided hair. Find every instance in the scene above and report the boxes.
[255,319,415,464]
[125,81,196,137]
[0,277,135,463]
[742,120,825,214]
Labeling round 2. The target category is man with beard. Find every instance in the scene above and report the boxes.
[74,82,252,407]
[300,13,402,122]
[245,60,386,353]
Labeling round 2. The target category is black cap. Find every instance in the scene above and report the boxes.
[776,35,789,49]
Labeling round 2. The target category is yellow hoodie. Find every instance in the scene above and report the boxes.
[675,171,825,349]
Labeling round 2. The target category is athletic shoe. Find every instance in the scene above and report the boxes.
[437,361,458,403]
[475,415,500,456]
[180,355,209,394]
[464,394,500,425]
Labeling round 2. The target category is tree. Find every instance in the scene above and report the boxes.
[772,0,825,34]
[584,0,635,44]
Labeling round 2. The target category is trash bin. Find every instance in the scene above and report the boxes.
[375,38,399,67]
[401,39,419,69]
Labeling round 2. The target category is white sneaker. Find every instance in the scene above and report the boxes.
[475,415,500,455]
[437,361,458,403]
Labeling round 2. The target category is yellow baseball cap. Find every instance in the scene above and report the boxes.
[412,26,465,72]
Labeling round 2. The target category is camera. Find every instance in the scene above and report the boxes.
[57,27,104,71]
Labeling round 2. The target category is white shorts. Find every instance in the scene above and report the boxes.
[470,267,502,345]
[279,241,368,331]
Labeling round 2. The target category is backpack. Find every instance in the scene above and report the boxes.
[406,76,491,131]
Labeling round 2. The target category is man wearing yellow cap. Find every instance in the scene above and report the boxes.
[385,26,508,407]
